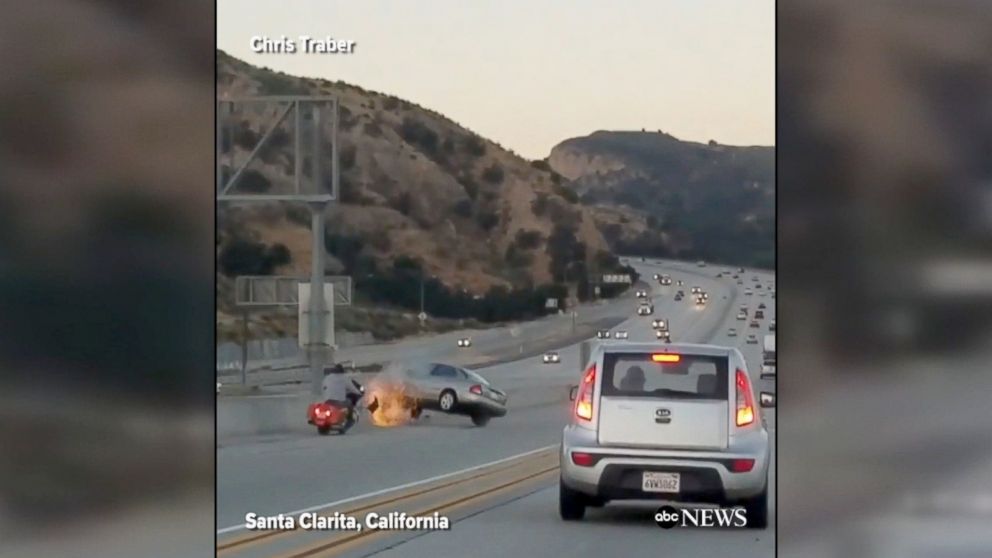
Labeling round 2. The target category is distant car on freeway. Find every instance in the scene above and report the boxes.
[674,293,683,301]
[745,289,753,296]
[758,303,766,309]
[746,334,758,344]
[457,337,472,348]
[676,280,684,287]
[614,330,629,340]
[750,320,760,329]
[651,319,668,330]
[769,320,776,332]
[635,290,648,298]
[561,343,773,527]
[755,310,765,320]
[596,330,612,339]
[697,261,707,267]
[728,327,738,337]
[543,351,561,364]
[695,296,706,306]
[398,362,507,426]
[660,275,673,286]
[691,286,702,294]
[637,303,654,316]
[655,329,671,342]
[653,273,660,281]
[760,364,776,380]
[737,311,747,320]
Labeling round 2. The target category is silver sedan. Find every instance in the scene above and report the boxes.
[399,362,507,426]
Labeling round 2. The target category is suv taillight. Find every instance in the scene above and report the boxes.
[575,363,596,421]
[735,369,755,427]
[469,384,483,395]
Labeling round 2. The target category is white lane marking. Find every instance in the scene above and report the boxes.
[216,443,558,535]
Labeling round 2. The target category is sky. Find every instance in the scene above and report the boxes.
[217,0,774,160]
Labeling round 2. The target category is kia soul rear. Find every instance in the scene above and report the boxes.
[560,342,772,528]
[597,353,729,451]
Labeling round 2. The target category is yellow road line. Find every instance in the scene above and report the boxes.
[275,465,560,558]
[218,449,557,554]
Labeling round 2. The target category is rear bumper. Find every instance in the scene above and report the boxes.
[460,393,507,417]
[560,427,769,503]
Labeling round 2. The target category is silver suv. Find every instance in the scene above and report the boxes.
[560,343,774,527]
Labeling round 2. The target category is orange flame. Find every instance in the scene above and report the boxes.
[365,379,417,427]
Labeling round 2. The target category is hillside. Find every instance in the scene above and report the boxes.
[548,131,775,267]
[216,51,632,339]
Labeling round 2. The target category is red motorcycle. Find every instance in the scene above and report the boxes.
[307,380,365,435]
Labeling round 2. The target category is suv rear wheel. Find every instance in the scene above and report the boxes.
[559,480,587,520]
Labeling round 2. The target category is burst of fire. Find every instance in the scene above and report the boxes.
[364,379,416,427]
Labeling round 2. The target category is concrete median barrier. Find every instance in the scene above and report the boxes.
[217,393,312,439]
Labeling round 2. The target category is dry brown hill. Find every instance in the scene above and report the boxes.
[217,51,622,329]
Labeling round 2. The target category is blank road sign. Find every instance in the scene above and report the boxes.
[235,276,352,306]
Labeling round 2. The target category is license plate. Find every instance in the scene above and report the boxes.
[642,472,680,493]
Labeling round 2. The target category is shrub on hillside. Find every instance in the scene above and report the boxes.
[218,239,291,277]
[390,191,414,216]
[461,175,479,200]
[530,159,551,171]
[363,121,383,137]
[515,229,542,250]
[462,135,486,157]
[452,199,473,218]
[476,209,499,231]
[233,121,258,149]
[324,232,365,272]
[546,225,587,282]
[531,193,549,216]
[254,72,310,95]
[340,144,357,170]
[505,244,533,268]
[238,169,271,193]
[398,117,439,157]
[482,163,504,184]
[339,105,356,131]
[553,182,579,203]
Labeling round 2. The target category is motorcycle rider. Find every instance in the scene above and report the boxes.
[321,363,363,427]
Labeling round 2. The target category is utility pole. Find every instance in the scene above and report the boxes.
[217,96,340,403]
[308,200,329,398]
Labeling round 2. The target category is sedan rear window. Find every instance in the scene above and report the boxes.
[601,353,729,400]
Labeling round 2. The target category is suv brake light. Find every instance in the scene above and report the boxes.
[469,384,483,395]
[735,369,755,426]
[575,363,596,421]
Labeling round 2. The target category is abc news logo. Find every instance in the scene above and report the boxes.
[654,505,748,529]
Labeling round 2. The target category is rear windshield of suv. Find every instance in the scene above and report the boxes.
[601,353,729,400]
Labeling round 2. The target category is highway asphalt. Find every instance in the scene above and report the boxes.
[217,259,777,557]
